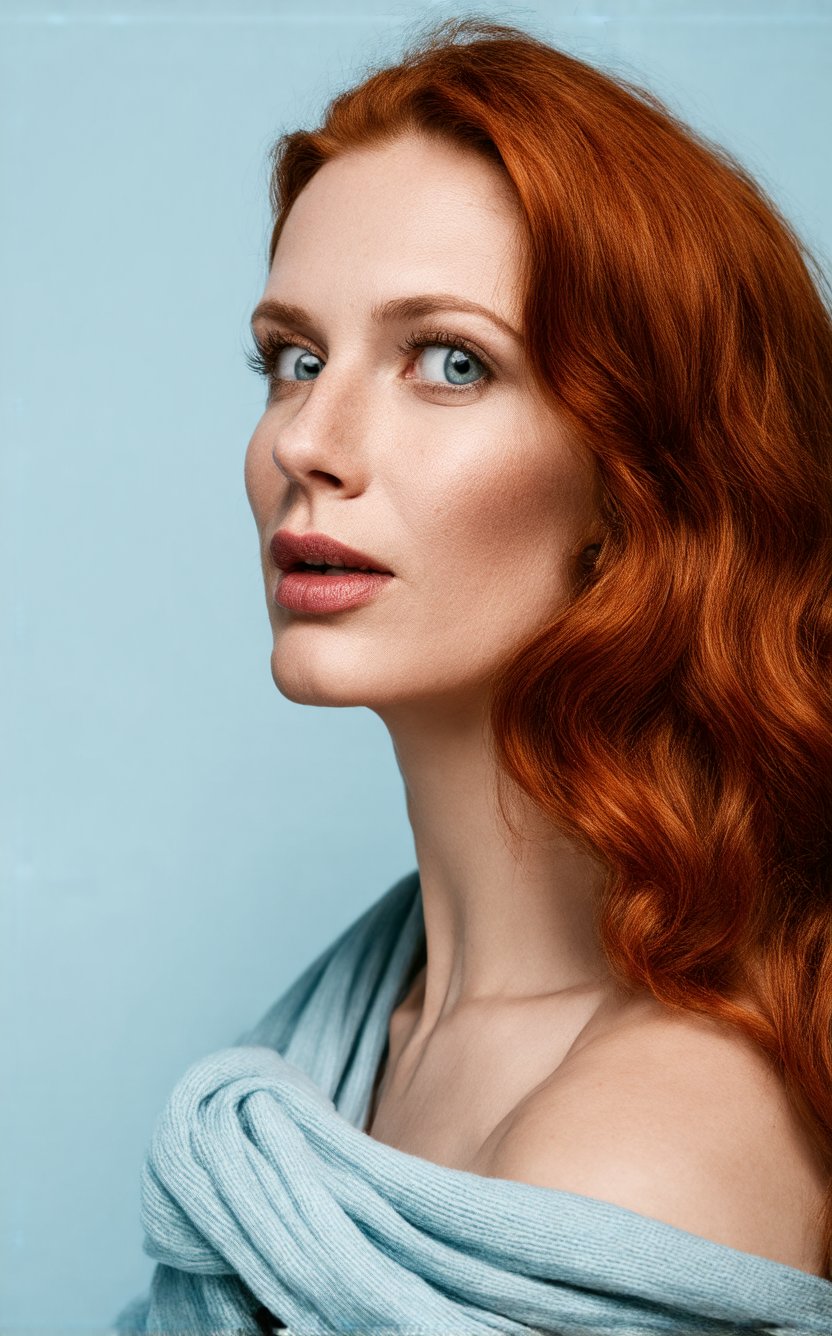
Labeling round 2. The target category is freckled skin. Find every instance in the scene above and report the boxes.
[241,132,830,1281]
[243,129,618,1137]
[244,132,601,717]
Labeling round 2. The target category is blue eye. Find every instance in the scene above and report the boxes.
[402,338,487,387]
[244,335,321,384]
[244,326,493,395]
[282,348,322,381]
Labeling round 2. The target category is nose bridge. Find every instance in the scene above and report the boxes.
[270,356,372,485]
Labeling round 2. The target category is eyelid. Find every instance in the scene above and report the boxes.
[246,325,495,392]
[247,327,318,364]
[396,327,494,376]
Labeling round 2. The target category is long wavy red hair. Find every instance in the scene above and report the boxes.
[263,16,832,1274]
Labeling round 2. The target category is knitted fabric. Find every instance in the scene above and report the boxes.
[114,868,832,1335]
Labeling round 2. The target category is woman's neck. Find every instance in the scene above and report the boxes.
[375,696,616,1043]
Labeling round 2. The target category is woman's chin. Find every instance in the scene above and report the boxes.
[269,652,374,709]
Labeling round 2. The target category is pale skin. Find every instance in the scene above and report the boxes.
[244,131,828,1277]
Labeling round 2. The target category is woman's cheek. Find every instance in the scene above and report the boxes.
[243,429,277,524]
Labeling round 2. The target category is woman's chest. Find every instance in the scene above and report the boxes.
[363,986,622,1172]
[365,996,830,1279]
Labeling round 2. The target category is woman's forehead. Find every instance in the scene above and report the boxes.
[265,143,526,337]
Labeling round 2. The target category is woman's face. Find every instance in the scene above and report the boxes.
[244,131,600,718]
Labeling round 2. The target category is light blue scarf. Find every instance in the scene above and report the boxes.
[115,868,832,1335]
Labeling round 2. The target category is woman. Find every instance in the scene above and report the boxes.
[116,16,832,1334]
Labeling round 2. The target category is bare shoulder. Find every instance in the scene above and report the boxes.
[485,1000,829,1277]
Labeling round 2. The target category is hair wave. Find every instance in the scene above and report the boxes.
[263,14,832,1275]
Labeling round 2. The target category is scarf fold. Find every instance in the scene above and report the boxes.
[114,868,832,1335]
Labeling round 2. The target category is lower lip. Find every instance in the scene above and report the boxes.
[273,570,394,614]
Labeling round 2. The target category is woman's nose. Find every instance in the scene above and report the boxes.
[271,445,293,481]
[268,373,371,492]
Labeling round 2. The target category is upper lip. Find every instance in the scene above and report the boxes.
[269,529,394,574]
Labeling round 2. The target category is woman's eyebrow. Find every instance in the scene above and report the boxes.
[249,293,523,344]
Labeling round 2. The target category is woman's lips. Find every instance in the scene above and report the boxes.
[274,569,394,614]
[270,529,392,575]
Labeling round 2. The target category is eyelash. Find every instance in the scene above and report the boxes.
[244,327,493,397]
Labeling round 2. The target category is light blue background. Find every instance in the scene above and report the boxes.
[2,0,830,1329]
